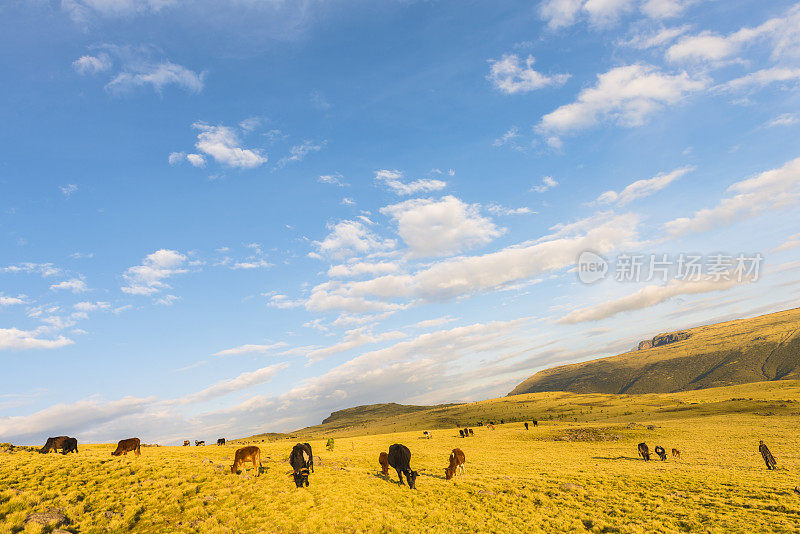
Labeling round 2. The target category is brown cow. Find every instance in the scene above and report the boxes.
[183,440,190,446]
[231,446,261,475]
[638,442,651,461]
[112,438,141,456]
[759,440,776,470]
[444,448,466,480]
[379,451,390,476]
[40,436,77,454]
[672,448,681,459]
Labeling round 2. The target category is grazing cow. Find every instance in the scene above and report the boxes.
[672,448,681,459]
[487,424,495,430]
[638,442,651,461]
[459,429,465,438]
[532,419,538,427]
[444,448,466,480]
[217,438,226,446]
[112,438,141,457]
[423,431,432,439]
[61,437,78,454]
[468,429,474,436]
[231,446,261,475]
[39,436,75,454]
[489,421,495,426]
[378,452,390,476]
[759,440,776,470]
[477,422,483,427]
[500,420,504,424]
[524,422,529,430]
[463,428,469,437]
[183,440,190,447]
[387,444,418,489]
[655,445,667,461]
[290,443,313,487]
[195,440,205,446]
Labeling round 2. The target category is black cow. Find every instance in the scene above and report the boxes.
[477,422,483,427]
[463,428,469,437]
[468,428,474,436]
[654,445,667,461]
[61,437,78,454]
[638,442,651,461]
[532,419,538,427]
[217,438,226,446]
[500,420,504,424]
[387,443,418,489]
[524,422,529,430]
[459,429,465,438]
[195,440,205,446]
[290,443,313,487]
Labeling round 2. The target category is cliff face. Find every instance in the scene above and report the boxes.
[509,308,800,396]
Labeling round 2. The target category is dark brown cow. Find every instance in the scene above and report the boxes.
[759,440,776,470]
[290,443,313,487]
[468,428,474,436]
[444,448,466,480]
[112,438,141,456]
[387,443,418,489]
[217,438,226,446]
[40,436,77,454]
[459,429,465,438]
[183,440,190,447]
[195,440,205,446]
[654,445,667,461]
[638,442,651,461]
[378,451,390,476]
[672,448,681,459]
[231,446,261,475]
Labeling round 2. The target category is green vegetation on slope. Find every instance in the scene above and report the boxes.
[510,307,800,396]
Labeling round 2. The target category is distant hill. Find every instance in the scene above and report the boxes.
[509,307,800,396]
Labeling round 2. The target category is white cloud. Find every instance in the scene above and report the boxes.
[640,0,692,19]
[327,261,400,278]
[266,294,305,309]
[531,176,558,193]
[374,169,447,196]
[493,127,521,147]
[154,294,180,306]
[105,61,204,94]
[191,122,267,169]
[341,197,355,206]
[380,196,505,258]
[279,140,324,165]
[319,173,348,186]
[0,263,61,277]
[486,204,533,215]
[540,0,689,29]
[409,316,456,329]
[305,213,639,312]
[50,278,89,293]
[772,232,800,253]
[621,25,691,49]
[0,295,25,306]
[213,342,289,357]
[0,328,74,351]
[537,64,707,143]
[72,53,111,74]
[594,166,692,205]
[766,113,800,127]
[664,156,800,237]
[487,54,570,94]
[231,259,273,270]
[558,277,747,323]
[717,67,800,93]
[121,249,187,295]
[59,184,78,197]
[312,219,396,260]
[73,301,110,312]
[174,362,289,405]
[185,153,206,167]
[305,327,407,362]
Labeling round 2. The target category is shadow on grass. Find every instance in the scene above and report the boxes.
[591,456,642,461]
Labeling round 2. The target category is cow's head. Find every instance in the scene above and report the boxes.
[406,470,418,489]
[230,464,238,475]
[444,467,454,480]
[293,468,309,488]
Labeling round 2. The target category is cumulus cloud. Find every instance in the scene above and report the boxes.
[621,25,691,49]
[486,204,533,215]
[305,213,639,312]
[374,169,447,196]
[312,219,396,260]
[0,295,25,306]
[531,176,558,193]
[213,342,289,357]
[0,263,62,277]
[594,166,692,205]
[305,327,407,362]
[539,0,691,29]
[380,196,505,258]
[72,53,112,74]
[279,140,324,166]
[327,261,400,278]
[73,301,110,312]
[121,249,187,295]
[191,122,267,169]
[0,328,74,351]
[487,54,570,94]
[558,277,747,323]
[664,156,800,237]
[49,278,89,293]
[537,64,707,144]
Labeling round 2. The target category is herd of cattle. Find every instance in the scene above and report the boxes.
[35,423,781,489]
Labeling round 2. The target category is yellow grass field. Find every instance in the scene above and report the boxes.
[2,381,800,533]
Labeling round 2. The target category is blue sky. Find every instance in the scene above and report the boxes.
[2,0,800,445]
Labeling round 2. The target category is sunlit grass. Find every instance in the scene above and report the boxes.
[2,381,799,533]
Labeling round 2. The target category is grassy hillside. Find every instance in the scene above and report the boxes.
[510,307,800,396]
[3,381,799,533]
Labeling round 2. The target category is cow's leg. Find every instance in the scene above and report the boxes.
[396,468,404,485]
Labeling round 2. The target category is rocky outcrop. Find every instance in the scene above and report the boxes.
[637,340,653,350]
[637,331,690,350]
